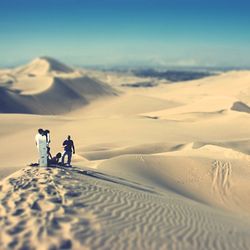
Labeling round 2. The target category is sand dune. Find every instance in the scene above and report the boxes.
[1,65,250,249]
[97,145,250,213]
[0,58,117,114]
[74,94,181,117]
[81,142,179,161]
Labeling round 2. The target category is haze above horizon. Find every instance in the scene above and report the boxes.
[1,0,250,68]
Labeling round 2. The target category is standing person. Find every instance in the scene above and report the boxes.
[43,129,52,161]
[62,135,75,166]
[35,128,47,167]
[43,129,51,144]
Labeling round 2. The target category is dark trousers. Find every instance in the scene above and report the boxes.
[62,151,72,165]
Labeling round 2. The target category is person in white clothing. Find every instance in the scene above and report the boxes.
[35,129,44,148]
[35,128,48,167]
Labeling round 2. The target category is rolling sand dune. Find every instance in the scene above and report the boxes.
[0,57,117,114]
[1,59,250,249]
[97,146,250,214]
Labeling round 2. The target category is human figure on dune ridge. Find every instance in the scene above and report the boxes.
[35,128,47,167]
[35,128,44,148]
[62,135,75,166]
[44,130,53,161]
[43,129,51,144]
[47,146,53,162]
[49,152,62,166]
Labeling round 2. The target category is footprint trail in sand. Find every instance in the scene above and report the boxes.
[212,160,232,200]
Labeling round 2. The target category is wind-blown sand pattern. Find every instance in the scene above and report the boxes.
[1,166,250,250]
[1,59,250,249]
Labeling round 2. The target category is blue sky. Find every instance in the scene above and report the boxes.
[0,0,250,67]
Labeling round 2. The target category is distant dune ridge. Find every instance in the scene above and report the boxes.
[15,57,75,75]
[0,57,117,114]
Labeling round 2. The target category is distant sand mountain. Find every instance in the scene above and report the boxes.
[15,57,75,75]
[0,57,117,114]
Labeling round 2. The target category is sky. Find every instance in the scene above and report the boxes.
[0,0,250,68]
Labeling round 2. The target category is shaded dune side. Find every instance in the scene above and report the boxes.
[0,76,117,115]
[42,57,74,74]
[0,167,250,250]
[26,77,88,114]
[64,76,117,98]
[0,87,33,114]
[231,101,250,114]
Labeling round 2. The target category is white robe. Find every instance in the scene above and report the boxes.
[35,133,47,167]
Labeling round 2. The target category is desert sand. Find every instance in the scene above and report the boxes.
[0,58,250,250]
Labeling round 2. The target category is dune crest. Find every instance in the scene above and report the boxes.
[15,57,74,75]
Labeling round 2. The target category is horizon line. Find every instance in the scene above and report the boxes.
[1,56,250,72]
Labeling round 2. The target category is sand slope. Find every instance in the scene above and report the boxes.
[98,146,250,215]
[0,166,250,250]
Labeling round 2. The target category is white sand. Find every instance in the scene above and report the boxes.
[0,58,250,249]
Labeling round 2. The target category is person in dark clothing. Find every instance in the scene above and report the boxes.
[47,146,53,161]
[62,135,75,166]
[43,129,51,159]
[49,152,62,166]
[43,129,51,144]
